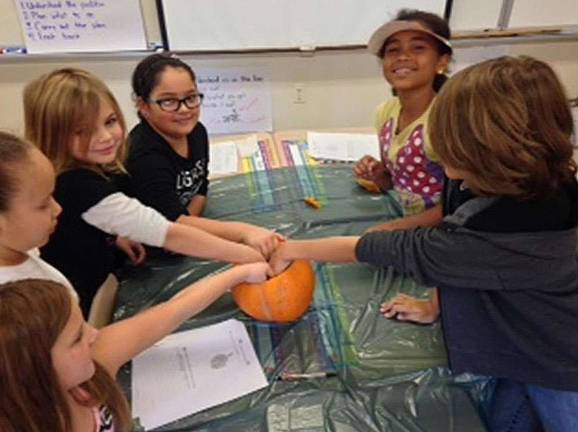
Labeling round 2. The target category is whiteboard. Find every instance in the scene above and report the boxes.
[160,0,447,51]
[449,0,503,31]
[1,0,577,53]
[0,0,159,50]
[13,0,147,53]
[509,0,578,28]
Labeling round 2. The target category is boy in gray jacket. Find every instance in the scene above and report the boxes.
[269,56,578,431]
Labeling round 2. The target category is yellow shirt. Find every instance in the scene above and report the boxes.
[374,98,444,215]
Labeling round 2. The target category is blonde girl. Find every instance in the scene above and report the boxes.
[23,68,281,316]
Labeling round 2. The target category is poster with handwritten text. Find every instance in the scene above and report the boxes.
[195,67,273,135]
[14,0,147,53]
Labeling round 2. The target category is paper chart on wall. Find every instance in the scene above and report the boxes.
[195,67,273,135]
[13,0,147,54]
[132,319,268,430]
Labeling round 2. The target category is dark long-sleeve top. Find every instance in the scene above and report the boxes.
[356,179,578,391]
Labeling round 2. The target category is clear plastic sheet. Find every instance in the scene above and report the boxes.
[115,167,489,431]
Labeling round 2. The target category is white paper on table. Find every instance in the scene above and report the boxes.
[132,319,268,430]
[235,135,260,157]
[307,132,380,162]
[208,141,239,175]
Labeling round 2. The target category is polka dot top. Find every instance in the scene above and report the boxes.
[375,98,444,215]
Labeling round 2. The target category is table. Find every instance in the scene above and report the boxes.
[115,165,488,431]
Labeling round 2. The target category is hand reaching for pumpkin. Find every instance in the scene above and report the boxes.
[238,262,271,284]
[267,242,293,277]
[242,226,286,260]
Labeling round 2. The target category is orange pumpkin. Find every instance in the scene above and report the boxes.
[232,260,316,322]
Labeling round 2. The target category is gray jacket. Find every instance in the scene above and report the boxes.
[356,196,578,390]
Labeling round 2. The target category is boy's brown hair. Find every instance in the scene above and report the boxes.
[430,56,576,199]
[23,68,127,175]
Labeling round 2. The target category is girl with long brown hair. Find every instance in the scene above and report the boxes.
[0,266,267,431]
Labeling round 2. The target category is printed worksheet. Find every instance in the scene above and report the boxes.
[132,319,267,430]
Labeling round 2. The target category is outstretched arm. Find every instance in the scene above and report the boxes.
[164,222,265,264]
[366,204,442,233]
[82,192,265,264]
[177,215,284,259]
[269,237,360,275]
[93,262,270,376]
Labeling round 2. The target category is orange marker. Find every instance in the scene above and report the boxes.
[304,197,322,209]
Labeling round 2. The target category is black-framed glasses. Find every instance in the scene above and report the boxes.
[150,93,204,112]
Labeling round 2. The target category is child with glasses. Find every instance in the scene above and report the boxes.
[23,68,281,318]
[128,53,211,218]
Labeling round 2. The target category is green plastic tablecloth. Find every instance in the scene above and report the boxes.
[115,166,489,431]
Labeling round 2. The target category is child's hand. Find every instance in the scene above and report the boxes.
[239,262,270,284]
[115,236,146,265]
[242,226,286,260]
[380,294,440,324]
[354,155,381,180]
[353,156,392,191]
[268,243,292,277]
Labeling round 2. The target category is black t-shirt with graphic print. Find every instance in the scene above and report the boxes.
[127,120,209,221]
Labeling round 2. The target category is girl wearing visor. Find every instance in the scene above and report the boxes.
[354,10,452,323]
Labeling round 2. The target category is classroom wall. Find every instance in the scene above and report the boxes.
[0,40,577,137]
